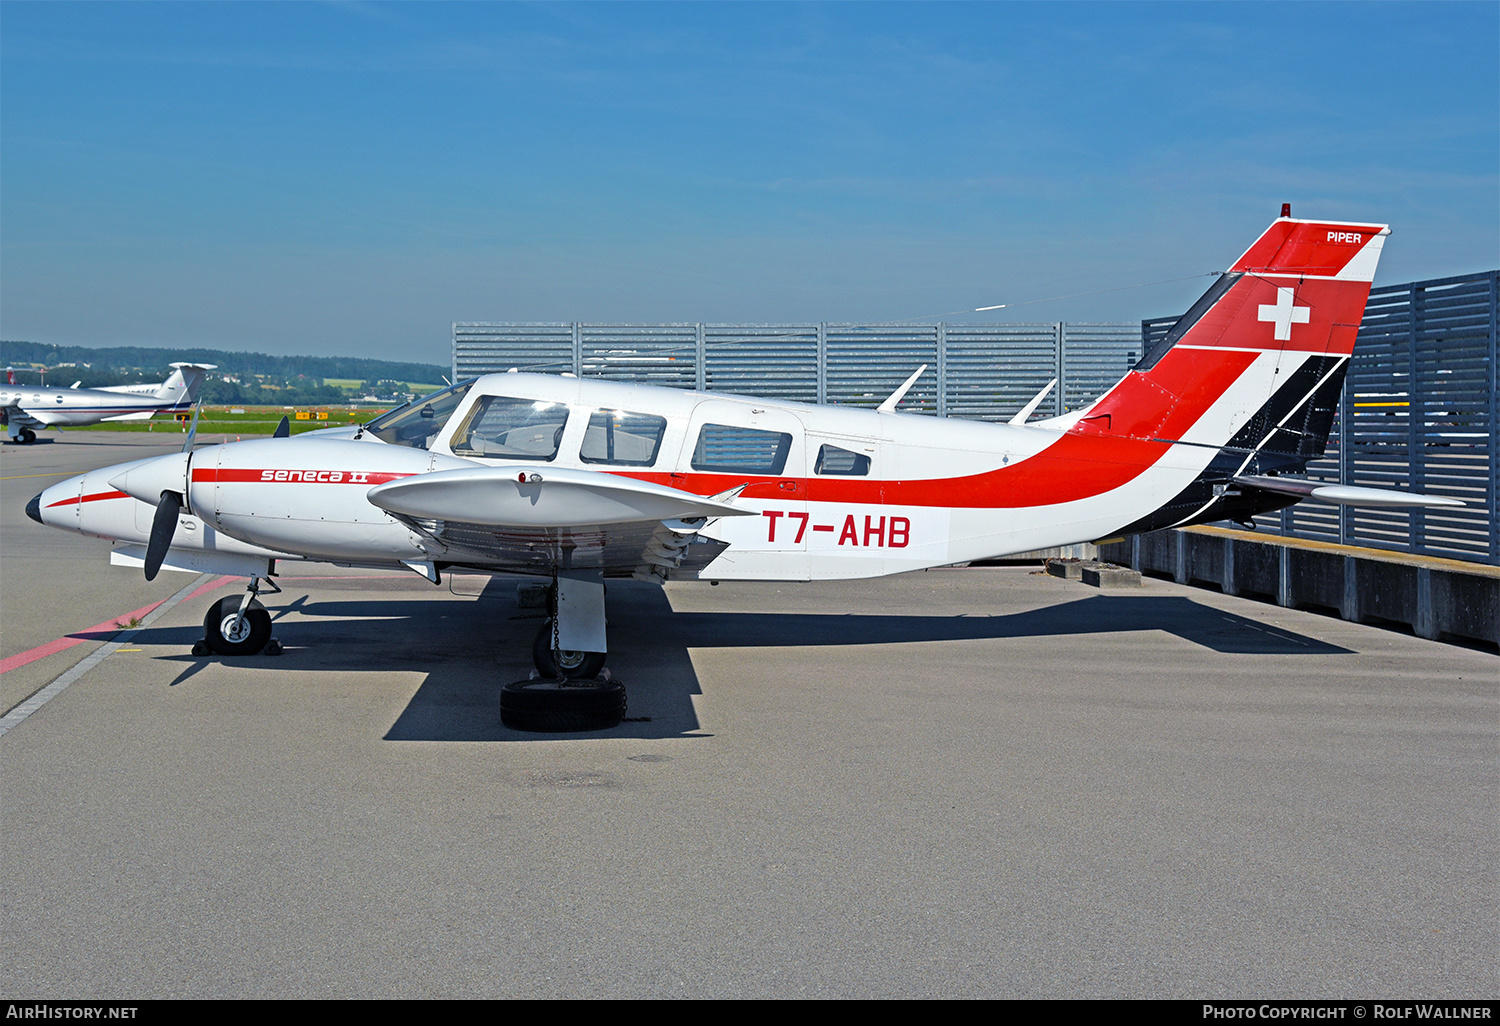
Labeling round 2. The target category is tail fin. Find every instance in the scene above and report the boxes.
[1067,213,1388,533]
[1064,215,1386,459]
[155,363,217,404]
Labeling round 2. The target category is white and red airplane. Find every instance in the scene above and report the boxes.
[1,362,217,444]
[26,213,1461,716]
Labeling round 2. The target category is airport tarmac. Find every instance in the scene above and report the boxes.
[2,433,1496,998]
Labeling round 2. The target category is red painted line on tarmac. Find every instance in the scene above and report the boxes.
[0,576,236,675]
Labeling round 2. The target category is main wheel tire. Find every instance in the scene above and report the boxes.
[500,678,626,732]
[203,597,272,656]
[18,428,35,444]
[532,620,606,680]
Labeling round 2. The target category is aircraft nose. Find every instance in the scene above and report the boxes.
[26,492,42,524]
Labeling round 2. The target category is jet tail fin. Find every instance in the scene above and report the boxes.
[155,363,217,403]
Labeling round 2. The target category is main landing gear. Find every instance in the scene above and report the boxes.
[9,428,36,444]
[194,575,282,657]
[500,570,625,733]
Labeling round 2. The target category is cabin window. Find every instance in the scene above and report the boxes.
[450,396,570,461]
[580,409,668,466]
[364,379,475,450]
[814,444,870,476]
[691,424,792,475]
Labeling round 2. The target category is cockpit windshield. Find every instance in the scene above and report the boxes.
[362,379,476,450]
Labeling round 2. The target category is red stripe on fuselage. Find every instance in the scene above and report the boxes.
[191,468,415,485]
[615,433,1174,509]
[44,490,129,509]
[621,437,1203,511]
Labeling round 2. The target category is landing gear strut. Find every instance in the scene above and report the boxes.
[502,570,623,732]
[197,575,282,656]
[528,571,607,679]
[532,619,605,680]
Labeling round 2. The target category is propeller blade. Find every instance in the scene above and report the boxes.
[272,415,290,439]
[144,491,182,581]
[182,402,202,453]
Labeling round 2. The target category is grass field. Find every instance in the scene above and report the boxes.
[63,405,395,438]
[321,379,445,394]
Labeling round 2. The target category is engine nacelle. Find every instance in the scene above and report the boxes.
[186,438,473,562]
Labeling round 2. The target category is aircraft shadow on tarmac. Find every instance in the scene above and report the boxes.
[140,578,1352,743]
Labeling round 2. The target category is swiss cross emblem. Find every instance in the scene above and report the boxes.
[1258,287,1311,341]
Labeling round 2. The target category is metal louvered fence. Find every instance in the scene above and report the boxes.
[453,322,1142,421]
[1146,271,1498,565]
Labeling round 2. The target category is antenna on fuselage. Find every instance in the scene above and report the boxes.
[1008,378,1058,426]
[877,365,928,414]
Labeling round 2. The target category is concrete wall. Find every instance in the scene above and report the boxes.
[1099,526,1499,648]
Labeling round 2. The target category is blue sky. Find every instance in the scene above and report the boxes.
[3,1,1496,362]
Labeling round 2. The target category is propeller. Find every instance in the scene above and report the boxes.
[182,402,202,453]
[144,491,183,581]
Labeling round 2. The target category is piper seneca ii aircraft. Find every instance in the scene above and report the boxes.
[1,362,217,443]
[26,213,1462,729]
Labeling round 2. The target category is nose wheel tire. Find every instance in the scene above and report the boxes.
[532,620,606,680]
[203,597,273,656]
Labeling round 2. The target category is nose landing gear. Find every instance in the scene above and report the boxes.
[194,576,282,657]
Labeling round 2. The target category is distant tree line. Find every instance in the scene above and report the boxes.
[0,341,449,392]
[199,378,352,406]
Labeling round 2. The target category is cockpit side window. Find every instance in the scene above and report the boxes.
[364,380,475,450]
[580,409,668,466]
[691,424,792,475]
[814,444,871,476]
[450,396,570,461]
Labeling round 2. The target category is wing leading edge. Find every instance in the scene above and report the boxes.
[365,465,754,579]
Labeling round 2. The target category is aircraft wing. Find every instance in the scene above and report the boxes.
[365,466,754,579]
[1233,474,1464,508]
[2,405,42,430]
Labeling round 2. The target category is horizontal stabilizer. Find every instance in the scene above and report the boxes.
[1234,475,1464,508]
[366,466,757,528]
